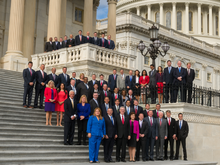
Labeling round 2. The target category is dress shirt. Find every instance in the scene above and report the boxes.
[126,106,130,114]
[179,120,183,128]
[105,103,109,111]
[70,97,76,118]
[109,115,114,125]
[63,73,67,80]
[139,120,143,128]
[148,116,153,124]
[40,70,44,78]
[151,69,155,75]
[60,42,62,45]
[134,105,138,110]
[84,83,89,89]
[94,89,98,93]
[120,74,124,79]
[136,76,139,83]
[187,68,190,75]
[92,80,95,85]
[120,114,125,120]
[94,37,97,41]
[71,85,76,94]
[115,105,119,111]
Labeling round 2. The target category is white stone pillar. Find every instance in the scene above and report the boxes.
[23,0,36,61]
[209,5,213,36]
[160,3,163,25]
[185,2,189,34]
[47,0,62,40]
[219,7,220,37]
[172,2,177,30]
[198,3,202,35]
[148,5,151,20]
[137,6,140,16]
[107,0,117,43]
[83,0,93,35]
[61,0,67,37]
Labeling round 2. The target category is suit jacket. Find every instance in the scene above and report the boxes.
[173,67,187,84]
[47,73,59,88]
[115,114,131,138]
[125,75,134,89]
[138,120,148,140]
[23,68,36,87]
[64,98,77,122]
[84,36,93,44]
[87,115,106,137]
[53,41,59,50]
[101,103,112,118]
[106,40,115,50]
[117,74,126,90]
[104,115,117,138]
[92,37,100,46]
[142,109,150,118]
[166,117,177,138]
[67,38,75,47]
[58,73,70,87]
[98,80,107,91]
[124,106,134,116]
[108,74,117,91]
[57,42,65,50]
[35,70,48,90]
[44,87,57,102]
[186,68,195,84]
[112,105,121,117]
[45,42,54,52]
[77,82,91,102]
[75,35,85,45]
[99,38,108,48]
[149,69,157,86]
[163,66,175,84]
[153,110,165,118]
[130,120,140,139]
[62,40,69,48]
[144,116,158,138]
[133,105,144,120]
[156,118,168,138]
[66,85,78,101]
[125,95,136,107]
[99,90,112,106]
[88,80,98,91]
[89,99,100,115]
[111,93,122,106]
[176,120,189,140]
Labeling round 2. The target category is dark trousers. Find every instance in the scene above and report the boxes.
[23,85,33,106]
[164,84,173,103]
[173,83,186,103]
[104,137,115,161]
[116,136,127,160]
[136,138,146,160]
[175,138,187,159]
[186,83,193,103]
[156,137,165,159]
[77,119,88,144]
[150,85,156,104]
[64,120,75,144]
[164,137,174,159]
[146,136,155,159]
[34,87,45,107]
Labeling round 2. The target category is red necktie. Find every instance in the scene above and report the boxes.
[135,108,137,115]
[150,117,152,126]
[80,36,81,41]
[157,111,159,117]
[102,39,104,47]
[130,97,131,101]
[87,37,89,40]
[114,75,115,80]
[101,81,103,86]
[115,94,117,99]
[160,119,162,126]
[105,91,107,97]
[108,40,110,45]
[147,111,149,115]
[122,115,124,124]
[30,69,32,76]
[168,118,171,126]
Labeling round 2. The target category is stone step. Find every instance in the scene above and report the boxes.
[0,104,45,112]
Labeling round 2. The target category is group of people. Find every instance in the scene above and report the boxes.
[22,60,191,163]
[45,30,115,52]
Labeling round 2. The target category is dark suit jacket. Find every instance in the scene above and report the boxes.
[106,40,115,50]
[108,74,118,91]
[76,82,91,101]
[125,95,136,107]
[57,42,65,50]
[101,104,112,118]
[92,37,100,46]
[144,116,158,138]
[153,110,165,118]
[186,69,195,84]
[142,110,150,118]
[111,93,122,106]
[166,117,177,138]
[99,38,108,48]
[104,115,117,138]
[115,114,131,138]
[84,36,93,44]
[139,121,149,140]
[58,73,70,87]
[66,85,78,101]
[53,41,59,50]
[163,67,175,84]
[149,69,157,86]
[99,90,112,106]
[23,68,36,87]
[67,38,75,47]
[133,105,143,120]
[89,99,100,115]
[35,70,48,90]
[112,105,121,117]
[88,80,98,91]
[75,35,85,45]
[45,42,54,52]
[64,98,77,122]
[125,75,134,89]
[62,40,69,48]
[98,80,107,91]
[47,73,59,88]
[173,67,187,84]
[176,120,189,140]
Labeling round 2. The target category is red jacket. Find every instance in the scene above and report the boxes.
[44,87,57,102]
[130,120,140,139]
[139,76,149,85]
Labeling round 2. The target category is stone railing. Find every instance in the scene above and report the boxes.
[31,43,136,71]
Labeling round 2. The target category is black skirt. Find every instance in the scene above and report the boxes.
[128,122,137,147]
[133,83,140,96]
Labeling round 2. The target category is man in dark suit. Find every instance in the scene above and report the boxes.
[67,79,77,101]
[143,103,150,118]
[63,35,69,48]
[99,33,108,48]
[67,34,75,47]
[58,67,70,88]
[34,64,48,109]
[186,62,195,103]
[163,60,175,103]
[174,113,189,161]
[64,90,77,145]
[125,70,133,92]
[84,31,93,44]
[75,30,85,46]
[112,98,121,117]
[101,96,112,118]
[77,77,91,102]
[57,37,65,50]
[173,61,187,103]
[124,100,134,116]
[44,37,54,52]
[88,74,98,92]
[106,35,115,50]
[98,74,107,91]
[115,107,131,162]
[99,84,112,106]
[164,110,177,160]
[89,92,99,115]
[92,32,100,46]
[133,99,143,120]
[153,104,165,118]
[53,37,59,50]
[103,108,117,162]
[23,61,36,108]
[108,69,117,93]
[47,68,59,88]
[126,89,136,107]
[149,64,157,104]
[144,110,158,161]
[111,88,122,107]
[71,72,80,87]
[136,113,148,161]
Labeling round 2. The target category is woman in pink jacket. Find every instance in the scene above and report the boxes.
[128,112,139,162]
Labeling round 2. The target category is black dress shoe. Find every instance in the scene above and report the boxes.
[160,158,164,161]
[109,160,115,163]
[76,142,81,145]
[164,156,168,160]
[104,160,109,163]
[136,158,139,161]
[174,157,178,160]
[39,106,43,109]
[116,159,120,162]
[184,158,188,161]
[69,143,74,145]
[64,143,69,145]
[142,159,146,162]
[34,106,38,108]
[146,158,149,161]
[150,158,154,161]
[121,159,126,162]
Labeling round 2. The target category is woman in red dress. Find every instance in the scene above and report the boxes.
[139,70,150,104]
[55,83,68,126]
[156,66,164,104]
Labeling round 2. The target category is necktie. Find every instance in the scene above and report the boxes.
[64,74,67,81]
[157,111,159,117]
[93,80,95,85]
[85,84,88,89]
[122,115,124,124]
[140,121,142,128]
[169,67,171,74]
[127,107,129,115]
[168,118,171,126]
[115,94,117,99]
[160,119,162,126]
[147,110,149,115]
[130,97,131,101]
[53,74,55,81]
[135,107,137,115]
[179,68,181,73]
[87,36,89,40]
[108,40,110,45]
[71,99,74,109]
[114,75,116,80]
[188,69,190,75]
[30,69,32,76]
[117,106,119,112]
[151,70,153,76]
[130,76,132,81]
[150,117,152,126]
[106,104,108,111]
[105,91,107,97]
[102,39,104,47]
[179,121,182,129]
[111,116,114,125]
[101,81,103,86]
[95,99,98,106]
[80,36,82,41]
[42,71,44,78]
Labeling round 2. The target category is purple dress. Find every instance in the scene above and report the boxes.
[45,89,55,112]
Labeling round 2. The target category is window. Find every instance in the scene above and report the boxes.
[189,11,193,31]
[146,13,148,19]
[177,11,182,30]
[216,16,219,35]
[155,12,160,23]
[207,14,209,33]
[161,60,166,69]
[75,8,83,23]
[201,13,203,33]
[195,69,200,79]
[144,56,150,65]
[166,11,171,28]
[207,73,211,82]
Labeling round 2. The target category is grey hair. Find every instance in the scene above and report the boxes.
[69,90,75,95]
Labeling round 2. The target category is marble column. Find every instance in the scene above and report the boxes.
[185,2,189,34]
[60,0,67,37]
[219,7,220,37]
[197,3,202,35]
[159,3,163,25]
[107,0,117,43]
[148,5,151,20]
[93,7,97,34]
[83,0,93,35]
[22,0,36,60]
[47,0,62,40]
[137,6,140,16]
[209,5,213,36]
[172,2,177,30]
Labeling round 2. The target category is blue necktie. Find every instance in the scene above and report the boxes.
[106,104,108,111]
[179,68,181,73]
[111,116,114,125]
[127,108,129,115]
[130,76,132,82]
[169,67,171,74]
[179,121,182,129]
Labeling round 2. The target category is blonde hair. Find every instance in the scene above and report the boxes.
[47,80,55,88]
[79,95,88,103]
[79,73,85,79]
[93,107,103,120]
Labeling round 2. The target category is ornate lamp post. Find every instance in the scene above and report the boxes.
[138,24,170,67]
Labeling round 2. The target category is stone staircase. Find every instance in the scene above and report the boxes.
[0,69,217,165]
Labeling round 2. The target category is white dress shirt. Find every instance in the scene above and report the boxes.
[70,98,76,118]
[148,116,153,124]
[120,114,125,120]
[136,76,139,83]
